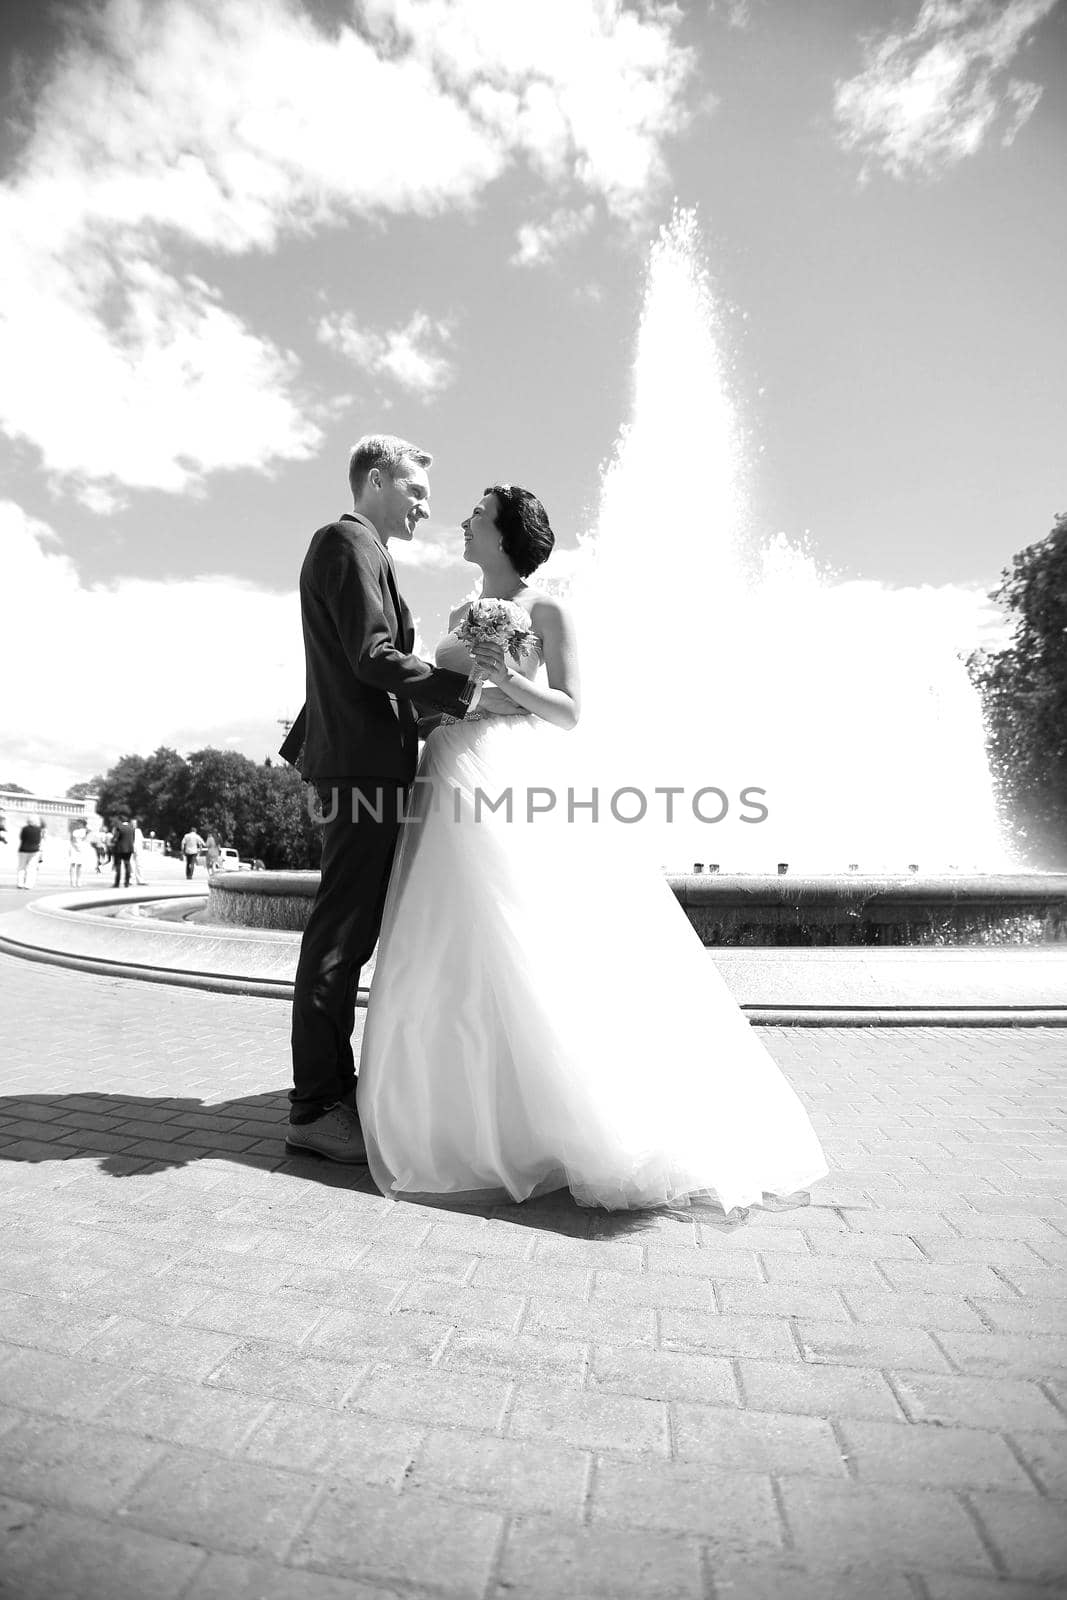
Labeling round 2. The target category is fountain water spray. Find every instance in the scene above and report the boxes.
[565,208,1011,874]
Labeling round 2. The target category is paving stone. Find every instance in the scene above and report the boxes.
[496,1519,704,1600]
[878,1261,1019,1298]
[408,1428,589,1515]
[118,1451,320,1559]
[291,1483,502,1596]
[206,1340,365,1409]
[716,1281,851,1321]
[702,1554,916,1600]
[1008,1429,1067,1497]
[672,1404,848,1477]
[589,1346,740,1406]
[642,1244,763,1280]
[520,1295,657,1345]
[468,1255,592,1297]
[779,1477,993,1573]
[591,1269,717,1310]
[738,1359,905,1421]
[920,1577,1067,1600]
[660,1308,798,1361]
[240,1402,421,1486]
[794,1318,953,1373]
[178,1288,328,1345]
[0,1507,204,1600]
[395,1278,526,1331]
[972,1296,1067,1336]
[1000,1268,1067,1299]
[79,1315,240,1381]
[508,1383,669,1455]
[90,1374,270,1454]
[809,1231,926,1261]
[0,1292,120,1356]
[838,1417,1036,1491]
[590,1456,782,1545]
[188,1552,408,1600]
[843,1288,990,1331]
[348,1362,512,1430]
[437,1326,588,1384]
[0,1345,138,1422]
[0,1414,165,1515]
[756,1251,887,1289]
[934,1329,1067,1381]
[81,1278,218,1326]
[529,1235,646,1271]
[891,1371,1067,1432]
[966,1491,1067,1582]
[700,1223,814,1254]
[0,1492,40,1535]
[308,1307,453,1366]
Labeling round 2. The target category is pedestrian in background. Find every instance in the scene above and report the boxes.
[16,816,43,889]
[180,827,205,879]
[110,816,136,888]
[68,825,90,888]
[131,818,147,885]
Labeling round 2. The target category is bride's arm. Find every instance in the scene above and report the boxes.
[469,596,580,731]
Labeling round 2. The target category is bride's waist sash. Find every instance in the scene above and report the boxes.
[439,707,532,726]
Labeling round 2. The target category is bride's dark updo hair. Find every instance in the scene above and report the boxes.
[486,485,555,578]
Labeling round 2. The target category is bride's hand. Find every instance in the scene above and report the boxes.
[469,641,512,688]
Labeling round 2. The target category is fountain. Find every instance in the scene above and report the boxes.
[566,207,1011,878]
[2,209,1063,1018]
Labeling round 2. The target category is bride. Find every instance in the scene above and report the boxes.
[357,484,827,1211]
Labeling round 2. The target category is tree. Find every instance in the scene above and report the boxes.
[66,777,104,800]
[250,761,322,868]
[967,512,1067,870]
[94,744,322,867]
[0,782,32,794]
[96,754,150,825]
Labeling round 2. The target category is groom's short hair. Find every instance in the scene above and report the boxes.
[349,434,432,499]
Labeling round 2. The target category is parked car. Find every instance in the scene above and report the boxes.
[212,847,254,872]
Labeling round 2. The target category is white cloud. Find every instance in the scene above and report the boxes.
[834,0,1058,180]
[0,501,305,793]
[512,205,597,267]
[366,0,694,220]
[318,310,457,399]
[392,534,467,572]
[1,0,692,500]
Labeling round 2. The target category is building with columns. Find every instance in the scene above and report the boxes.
[0,788,103,867]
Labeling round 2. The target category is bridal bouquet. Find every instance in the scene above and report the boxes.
[458,599,539,674]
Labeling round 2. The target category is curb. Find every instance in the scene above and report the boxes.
[3,932,1064,1026]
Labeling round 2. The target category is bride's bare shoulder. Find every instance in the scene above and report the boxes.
[528,591,573,626]
[447,599,473,629]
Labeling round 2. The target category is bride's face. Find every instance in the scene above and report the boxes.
[461,493,501,567]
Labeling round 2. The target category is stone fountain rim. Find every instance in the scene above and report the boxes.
[1,884,1066,1025]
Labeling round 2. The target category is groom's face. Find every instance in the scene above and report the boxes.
[379,459,431,542]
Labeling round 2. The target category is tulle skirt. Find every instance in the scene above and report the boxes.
[357,714,828,1211]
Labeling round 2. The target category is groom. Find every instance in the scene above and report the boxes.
[281,434,478,1161]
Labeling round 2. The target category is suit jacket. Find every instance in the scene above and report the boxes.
[281,512,471,782]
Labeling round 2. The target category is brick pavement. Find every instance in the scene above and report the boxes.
[0,951,1064,1599]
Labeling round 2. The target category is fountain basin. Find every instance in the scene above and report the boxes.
[209,871,319,933]
[207,869,1067,947]
[675,873,1067,946]
[1,880,1065,1024]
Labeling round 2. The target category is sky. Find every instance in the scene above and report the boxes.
[1,0,1064,796]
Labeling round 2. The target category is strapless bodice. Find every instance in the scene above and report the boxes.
[434,622,543,717]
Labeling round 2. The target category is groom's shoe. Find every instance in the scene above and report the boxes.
[285,1103,366,1164]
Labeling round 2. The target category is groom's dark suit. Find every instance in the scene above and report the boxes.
[284,512,472,1122]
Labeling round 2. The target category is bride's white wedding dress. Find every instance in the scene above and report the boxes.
[357,619,828,1211]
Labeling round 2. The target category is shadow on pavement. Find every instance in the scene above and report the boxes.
[0,1092,699,1239]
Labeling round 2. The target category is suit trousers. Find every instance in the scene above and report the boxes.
[290,779,407,1122]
